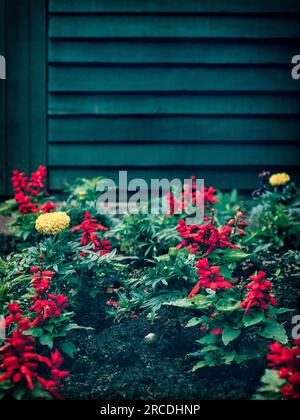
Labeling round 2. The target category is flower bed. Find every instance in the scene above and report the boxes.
[0,168,299,400]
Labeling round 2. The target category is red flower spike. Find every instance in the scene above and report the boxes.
[166,177,218,216]
[71,212,112,257]
[176,220,240,256]
[0,300,69,399]
[8,303,21,315]
[266,340,300,400]
[39,201,56,213]
[240,271,277,313]
[29,267,68,325]
[11,166,48,214]
[188,258,233,298]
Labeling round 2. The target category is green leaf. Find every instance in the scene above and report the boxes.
[12,387,27,400]
[259,322,288,344]
[269,307,294,315]
[43,324,54,333]
[163,293,214,310]
[243,312,265,327]
[224,351,236,364]
[216,298,241,312]
[39,334,54,349]
[220,249,249,262]
[253,369,286,400]
[219,266,232,280]
[253,243,271,254]
[261,369,286,388]
[31,382,52,399]
[222,327,241,346]
[192,360,209,372]
[22,326,44,337]
[198,334,218,345]
[274,268,281,277]
[185,317,204,328]
[201,345,218,353]
[60,340,77,358]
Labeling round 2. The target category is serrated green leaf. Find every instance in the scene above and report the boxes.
[243,312,265,327]
[222,327,241,346]
[259,322,288,344]
[39,334,53,349]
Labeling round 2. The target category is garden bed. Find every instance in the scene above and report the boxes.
[64,318,263,400]
[0,168,299,400]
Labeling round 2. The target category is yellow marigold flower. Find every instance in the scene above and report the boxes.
[35,212,70,235]
[269,172,291,187]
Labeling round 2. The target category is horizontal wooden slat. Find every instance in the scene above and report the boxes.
[48,40,299,64]
[49,15,300,39]
[47,0,300,193]
[49,93,300,115]
[49,143,300,167]
[49,65,299,92]
[49,167,300,191]
[49,116,300,142]
[49,0,300,14]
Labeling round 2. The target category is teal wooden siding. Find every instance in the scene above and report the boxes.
[1,0,300,194]
[48,0,300,190]
[0,0,5,195]
[0,0,46,196]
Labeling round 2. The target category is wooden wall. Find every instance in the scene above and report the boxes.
[1,0,300,194]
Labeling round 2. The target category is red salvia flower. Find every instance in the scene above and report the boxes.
[38,201,56,213]
[29,267,68,325]
[11,170,28,193]
[204,186,218,205]
[14,192,38,214]
[240,271,277,313]
[11,166,48,214]
[176,220,239,255]
[266,340,300,400]
[0,305,69,399]
[212,329,223,335]
[26,166,47,196]
[71,212,112,256]
[188,258,233,298]
[5,303,23,328]
[166,176,218,216]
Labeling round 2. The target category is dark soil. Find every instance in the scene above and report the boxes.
[63,317,264,400]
